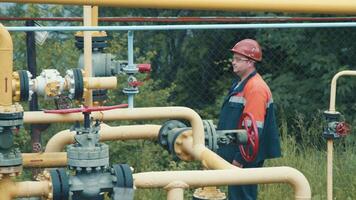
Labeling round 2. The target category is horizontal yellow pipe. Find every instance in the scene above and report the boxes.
[45,124,161,152]
[22,152,67,167]
[0,177,52,200]
[84,76,117,90]
[24,107,205,159]
[133,167,311,200]
[1,0,356,14]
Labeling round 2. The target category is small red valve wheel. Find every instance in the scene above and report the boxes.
[137,64,151,73]
[237,112,259,162]
[128,81,144,87]
[44,104,128,114]
[336,122,351,137]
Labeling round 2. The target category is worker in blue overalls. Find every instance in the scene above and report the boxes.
[217,39,282,200]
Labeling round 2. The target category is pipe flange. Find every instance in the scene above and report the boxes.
[13,70,33,102]
[49,168,69,200]
[193,187,226,200]
[75,32,109,51]
[67,143,109,169]
[0,165,22,178]
[203,120,218,152]
[65,68,84,100]
[112,164,134,188]
[0,110,23,129]
[111,164,134,200]
[35,170,54,200]
[158,120,187,151]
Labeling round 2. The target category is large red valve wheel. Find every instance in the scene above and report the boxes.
[44,104,128,114]
[238,112,259,162]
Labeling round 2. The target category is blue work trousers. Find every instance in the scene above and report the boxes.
[217,144,265,200]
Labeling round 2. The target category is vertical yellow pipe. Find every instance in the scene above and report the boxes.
[91,6,99,26]
[327,140,333,200]
[0,24,13,106]
[166,186,185,200]
[327,70,356,200]
[83,6,93,106]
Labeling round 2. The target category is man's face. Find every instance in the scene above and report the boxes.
[231,54,252,77]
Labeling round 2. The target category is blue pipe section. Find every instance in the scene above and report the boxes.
[5,22,356,32]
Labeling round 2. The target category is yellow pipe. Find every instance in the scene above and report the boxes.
[133,167,311,200]
[92,6,98,26]
[22,152,67,167]
[1,0,356,14]
[329,70,356,112]
[174,130,310,199]
[175,129,234,169]
[83,5,93,107]
[165,181,188,200]
[327,140,333,200]
[84,76,117,90]
[23,107,205,159]
[45,124,161,152]
[0,176,52,200]
[327,70,356,200]
[0,23,13,106]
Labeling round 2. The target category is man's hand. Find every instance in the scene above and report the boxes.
[232,160,243,168]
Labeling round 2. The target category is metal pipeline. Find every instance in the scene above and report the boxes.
[84,77,117,90]
[0,23,13,106]
[172,129,311,199]
[22,152,67,167]
[24,107,206,159]
[45,124,161,152]
[0,0,355,14]
[329,70,356,112]
[0,176,52,200]
[133,168,311,200]
[326,70,356,200]
[83,5,93,107]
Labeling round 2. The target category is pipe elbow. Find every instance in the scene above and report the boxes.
[0,24,13,51]
[282,167,311,200]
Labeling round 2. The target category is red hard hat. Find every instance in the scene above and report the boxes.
[230,39,262,62]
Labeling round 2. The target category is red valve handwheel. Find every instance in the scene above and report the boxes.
[238,112,259,162]
[137,64,151,73]
[44,104,128,114]
[336,122,351,136]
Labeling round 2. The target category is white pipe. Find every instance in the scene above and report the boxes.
[6,23,356,32]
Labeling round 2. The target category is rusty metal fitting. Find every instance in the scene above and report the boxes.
[193,187,226,200]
